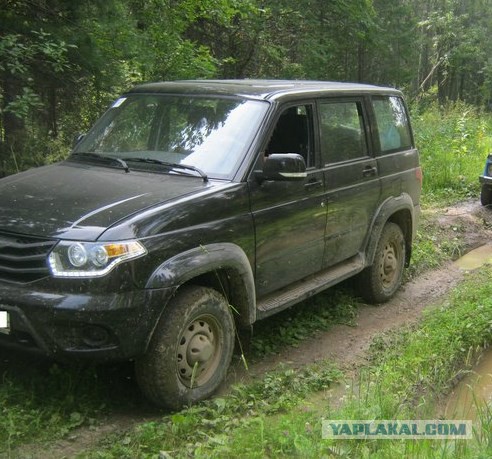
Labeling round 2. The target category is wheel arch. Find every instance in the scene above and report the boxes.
[365,194,416,267]
[146,243,256,328]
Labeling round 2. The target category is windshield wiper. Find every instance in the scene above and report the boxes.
[122,157,208,182]
[71,152,130,173]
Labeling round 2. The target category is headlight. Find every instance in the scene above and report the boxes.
[48,240,147,278]
[487,163,492,177]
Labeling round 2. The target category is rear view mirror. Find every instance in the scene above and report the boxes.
[72,133,85,148]
[261,153,307,181]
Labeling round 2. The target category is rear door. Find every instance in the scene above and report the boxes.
[371,95,420,202]
[319,97,381,268]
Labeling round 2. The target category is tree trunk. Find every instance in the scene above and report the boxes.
[0,76,25,176]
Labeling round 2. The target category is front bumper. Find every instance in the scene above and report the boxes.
[0,282,175,361]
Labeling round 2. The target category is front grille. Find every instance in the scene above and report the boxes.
[0,231,57,283]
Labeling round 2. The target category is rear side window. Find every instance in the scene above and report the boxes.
[372,96,412,153]
[319,100,368,164]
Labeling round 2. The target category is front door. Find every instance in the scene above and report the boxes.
[249,103,327,297]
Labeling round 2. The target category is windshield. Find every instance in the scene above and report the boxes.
[73,95,268,179]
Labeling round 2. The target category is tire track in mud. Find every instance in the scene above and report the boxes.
[223,261,465,386]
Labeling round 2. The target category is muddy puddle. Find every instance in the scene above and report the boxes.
[443,347,492,420]
[454,243,492,271]
[443,244,492,420]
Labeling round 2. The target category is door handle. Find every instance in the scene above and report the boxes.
[362,166,377,177]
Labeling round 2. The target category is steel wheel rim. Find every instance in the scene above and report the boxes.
[176,314,222,388]
[379,240,401,289]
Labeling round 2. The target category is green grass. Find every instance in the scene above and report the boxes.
[412,103,492,206]
[62,267,492,458]
[0,359,147,455]
[190,268,492,458]
[328,268,492,458]
[84,363,343,458]
[250,288,358,357]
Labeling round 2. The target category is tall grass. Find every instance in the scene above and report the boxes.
[412,103,492,203]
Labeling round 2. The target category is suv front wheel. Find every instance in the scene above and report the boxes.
[357,222,405,303]
[136,285,235,409]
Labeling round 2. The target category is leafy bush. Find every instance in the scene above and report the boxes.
[412,103,492,203]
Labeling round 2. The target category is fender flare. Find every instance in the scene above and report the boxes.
[146,243,256,326]
[364,193,417,267]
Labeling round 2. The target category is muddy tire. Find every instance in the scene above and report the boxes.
[480,185,492,206]
[357,222,405,304]
[135,285,235,409]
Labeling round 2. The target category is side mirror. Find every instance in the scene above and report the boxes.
[260,153,307,182]
[72,133,86,148]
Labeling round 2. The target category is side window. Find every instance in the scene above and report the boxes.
[266,105,314,167]
[372,96,412,153]
[319,100,368,164]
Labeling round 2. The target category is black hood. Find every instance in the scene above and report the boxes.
[0,161,213,240]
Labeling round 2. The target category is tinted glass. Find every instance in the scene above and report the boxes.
[372,96,412,153]
[267,105,314,167]
[74,95,268,179]
[319,101,368,164]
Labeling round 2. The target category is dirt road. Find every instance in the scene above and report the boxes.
[224,200,491,382]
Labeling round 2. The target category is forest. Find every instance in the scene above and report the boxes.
[1,0,492,177]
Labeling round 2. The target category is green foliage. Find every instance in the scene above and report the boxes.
[412,102,492,204]
[415,0,492,104]
[3,87,43,120]
[0,30,73,120]
[2,0,492,176]
[251,288,358,356]
[85,363,342,458]
[1,363,98,452]
[0,359,145,454]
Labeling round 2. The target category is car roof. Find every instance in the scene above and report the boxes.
[127,79,403,101]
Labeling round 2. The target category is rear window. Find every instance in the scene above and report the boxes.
[372,96,412,153]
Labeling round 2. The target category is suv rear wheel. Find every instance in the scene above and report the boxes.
[136,285,235,409]
[357,222,405,303]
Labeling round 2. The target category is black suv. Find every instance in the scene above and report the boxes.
[0,80,421,408]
